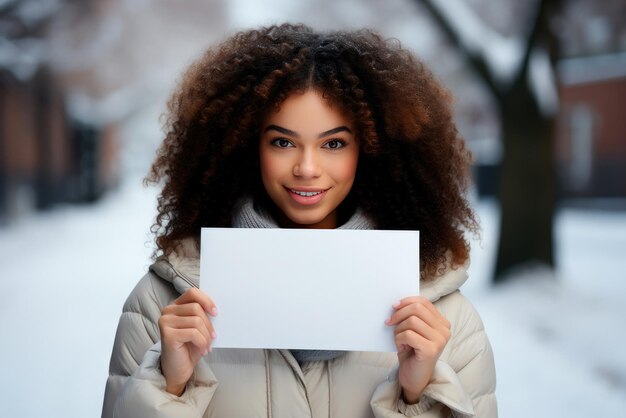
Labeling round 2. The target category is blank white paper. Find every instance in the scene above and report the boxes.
[200,228,419,352]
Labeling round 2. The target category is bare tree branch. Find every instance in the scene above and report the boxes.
[415,0,502,101]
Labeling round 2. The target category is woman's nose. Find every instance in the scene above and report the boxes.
[293,150,322,178]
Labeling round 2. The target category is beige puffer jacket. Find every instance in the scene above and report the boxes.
[102,239,497,417]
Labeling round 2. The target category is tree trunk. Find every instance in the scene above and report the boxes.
[494,85,555,281]
[493,0,560,282]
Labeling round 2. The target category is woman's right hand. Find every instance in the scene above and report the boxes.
[158,288,218,396]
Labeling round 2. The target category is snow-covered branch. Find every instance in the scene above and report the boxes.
[0,37,47,81]
[428,0,524,87]
[528,46,559,117]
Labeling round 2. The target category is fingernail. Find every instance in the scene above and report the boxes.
[384,318,391,325]
[208,345,213,353]
[210,306,218,316]
[211,331,217,339]
[392,301,401,308]
[203,348,208,356]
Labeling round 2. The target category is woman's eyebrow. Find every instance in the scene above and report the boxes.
[264,125,299,137]
[318,126,352,138]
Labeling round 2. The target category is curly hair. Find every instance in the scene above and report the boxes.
[146,23,478,280]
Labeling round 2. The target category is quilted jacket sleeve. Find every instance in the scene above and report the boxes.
[101,272,174,417]
[445,292,497,417]
[111,342,218,418]
[370,291,497,417]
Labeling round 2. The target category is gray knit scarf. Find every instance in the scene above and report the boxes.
[232,196,375,364]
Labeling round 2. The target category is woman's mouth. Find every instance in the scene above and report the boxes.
[286,188,328,205]
[291,190,322,197]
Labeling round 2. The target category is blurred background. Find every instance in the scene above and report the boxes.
[1,0,625,416]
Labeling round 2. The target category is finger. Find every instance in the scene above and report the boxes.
[160,315,214,345]
[162,303,215,335]
[395,329,435,354]
[394,296,440,318]
[391,296,450,328]
[387,302,448,330]
[395,316,451,349]
[165,328,210,353]
[173,288,218,316]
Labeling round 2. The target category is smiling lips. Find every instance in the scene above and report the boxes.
[286,187,329,205]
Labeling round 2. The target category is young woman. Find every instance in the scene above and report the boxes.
[102,24,497,417]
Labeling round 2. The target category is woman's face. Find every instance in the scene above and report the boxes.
[259,90,359,229]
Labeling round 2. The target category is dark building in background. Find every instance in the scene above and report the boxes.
[556,53,626,198]
[0,0,119,225]
[0,69,119,224]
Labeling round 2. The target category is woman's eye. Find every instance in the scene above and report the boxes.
[271,138,293,148]
[323,139,345,149]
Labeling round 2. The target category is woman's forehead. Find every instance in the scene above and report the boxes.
[262,90,354,133]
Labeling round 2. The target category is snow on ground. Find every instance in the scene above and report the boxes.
[0,182,625,417]
[465,200,626,417]
[0,179,157,418]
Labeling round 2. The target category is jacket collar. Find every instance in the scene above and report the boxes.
[421,260,469,302]
[149,237,200,295]
[232,195,375,230]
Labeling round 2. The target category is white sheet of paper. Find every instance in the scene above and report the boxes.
[200,228,419,352]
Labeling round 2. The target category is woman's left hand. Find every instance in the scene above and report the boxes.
[385,296,451,404]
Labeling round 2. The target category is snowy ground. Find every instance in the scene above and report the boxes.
[464,201,626,417]
[0,179,625,417]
